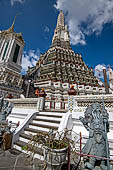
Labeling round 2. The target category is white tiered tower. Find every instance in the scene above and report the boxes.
[0,16,25,97]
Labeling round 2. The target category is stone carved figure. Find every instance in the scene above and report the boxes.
[0,97,13,147]
[79,102,110,170]
[0,98,13,123]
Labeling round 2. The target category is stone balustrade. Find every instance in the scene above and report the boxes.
[7,98,39,109]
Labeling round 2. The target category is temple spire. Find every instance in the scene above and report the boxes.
[51,10,71,49]
[57,10,64,27]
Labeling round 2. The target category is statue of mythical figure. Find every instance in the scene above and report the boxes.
[79,102,110,170]
[0,97,13,149]
[0,98,13,136]
[0,98,13,123]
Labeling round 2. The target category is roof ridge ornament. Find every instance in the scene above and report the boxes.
[10,13,21,33]
[10,15,17,32]
[0,13,21,35]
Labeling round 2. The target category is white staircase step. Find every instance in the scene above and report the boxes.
[24,127,49,136]
[7,117,25,124]
[24,130,39,136]
[12,110,62,160]
[19,136,30,144]
[8,115,25,119]
[39,112,64,116]
[13,144,44,160]
[36,116,62,121]
[19,137,43,150]
[29,125,50,132]
[32,120,60,127]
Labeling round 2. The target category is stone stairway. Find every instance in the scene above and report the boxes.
[7,108,37,124]
[13,111,64,160]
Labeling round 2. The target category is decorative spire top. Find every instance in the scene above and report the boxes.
[57,10,64,27]
[8,15,17,33]
[51,10,71,49]
[0,13,21,35]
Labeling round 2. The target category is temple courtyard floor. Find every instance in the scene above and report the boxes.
[0,149,44,170]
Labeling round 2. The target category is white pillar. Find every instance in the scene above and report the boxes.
[5,38,13,61]
[38,97,45,110]
[0,38,6,60]
[6,39,15,62]
[0,40,7,60]
[0,36,4,49]
[38,89,46,111]
[17,46,23,65]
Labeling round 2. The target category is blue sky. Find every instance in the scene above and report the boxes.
[0,0,113,79]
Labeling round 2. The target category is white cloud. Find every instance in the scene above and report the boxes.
[21,49,40,74]
[44,26,49,33]
[10,0,25,6]
[54,0,113,45]
[94,64,109,80]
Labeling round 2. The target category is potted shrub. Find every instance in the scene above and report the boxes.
[43,130,69,170]
[22,129,76,170]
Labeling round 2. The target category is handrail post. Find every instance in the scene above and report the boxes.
[80,132,82,160]
[68,145,70,170]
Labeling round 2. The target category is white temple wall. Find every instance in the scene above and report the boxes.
[92,86,99,93]
[53,81,61,88]
[45,101,50,109]
[55,102,61,109]
[62,82,69,88]
[98,87,105,94]
[78,85,85,91]
[35,80,52,88]
[85,85,92,91]
[65,103,68,109]
[73,83,78,89]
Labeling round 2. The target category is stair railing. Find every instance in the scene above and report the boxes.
[12,110,39,146]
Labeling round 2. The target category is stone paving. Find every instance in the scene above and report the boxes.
[0,149,43,170]
[1,149,113,170]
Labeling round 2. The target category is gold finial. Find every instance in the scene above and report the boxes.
[10,13,21,31]
[11,15,17,30]
[0,13,22,35]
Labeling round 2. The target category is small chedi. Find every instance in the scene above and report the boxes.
[79,101,112,170]
[0,97,13,149]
